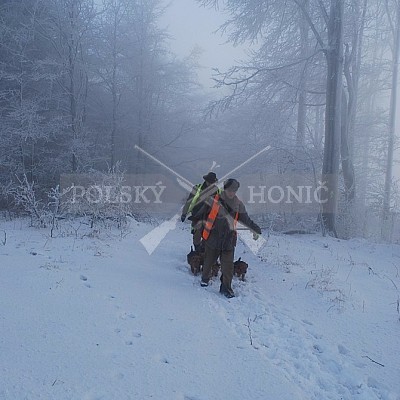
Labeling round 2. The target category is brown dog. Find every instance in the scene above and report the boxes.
[187,247,204,276]
[234,257,248,280]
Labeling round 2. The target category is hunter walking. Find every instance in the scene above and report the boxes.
[193,178,261,298]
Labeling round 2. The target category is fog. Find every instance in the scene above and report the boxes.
[0,0,400,241]
[161,0,248,87]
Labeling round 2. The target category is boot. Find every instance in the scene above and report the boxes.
[219,284,235,298]
[219,276,235,298]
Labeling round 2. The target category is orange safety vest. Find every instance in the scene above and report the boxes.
[202,194,239,240]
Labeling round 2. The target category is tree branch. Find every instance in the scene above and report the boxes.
[384,0,396,37]
[215,50,324,86]
[293,0,327,51]
[362,355,385,367]
[317,0,329,25]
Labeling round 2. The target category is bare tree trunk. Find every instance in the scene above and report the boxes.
[382,1,400,240]
[111,67,117,170]
[313,105,324,152]
[135,0,146,176]
[359,19,382,208]
[321,0,344,235]
[111,2,118,170]
[68,2,78,173]
[296,0,309,160]
[296,79,307,151]
[347,0,367,156]
[340,90,355,202]
[342,45,357,202]
[339,0,367,204]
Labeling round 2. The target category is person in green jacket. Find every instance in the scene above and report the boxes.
[181,172,219,252]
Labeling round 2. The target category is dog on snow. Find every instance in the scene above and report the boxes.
[187,247,203,276]
[234,257,248,281]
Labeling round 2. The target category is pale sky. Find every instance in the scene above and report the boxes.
[161,0,248,88]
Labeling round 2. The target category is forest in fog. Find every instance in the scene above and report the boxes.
[0,0,399,241]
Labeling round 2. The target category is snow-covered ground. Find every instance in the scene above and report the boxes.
[0,217,399,400]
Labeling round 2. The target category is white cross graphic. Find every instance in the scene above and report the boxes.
[134,144,271,255]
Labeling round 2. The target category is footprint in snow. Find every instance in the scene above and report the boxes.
[119,312,136,320]
[253,292,263,301]
[338,344,349,355]
[313,344,324,354]
[80,275,91,288]
[125,332,142,346]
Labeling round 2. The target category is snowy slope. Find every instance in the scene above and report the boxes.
[0,218,399,400]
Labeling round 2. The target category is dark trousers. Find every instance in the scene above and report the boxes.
[192,220,203,247]
[202,243,234,290]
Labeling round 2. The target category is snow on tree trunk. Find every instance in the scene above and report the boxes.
[321,0,344,235]
[296,0,309,160]
[340,90,355,203]
[382,1,400,240]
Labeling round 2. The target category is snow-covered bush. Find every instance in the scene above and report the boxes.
[61,165,131,229]
[10,174,48,227]
[7,166,133,235]
[305,267,346,311]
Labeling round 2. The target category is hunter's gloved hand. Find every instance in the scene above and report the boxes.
[180,214,186,222]
[252,224,261,240]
